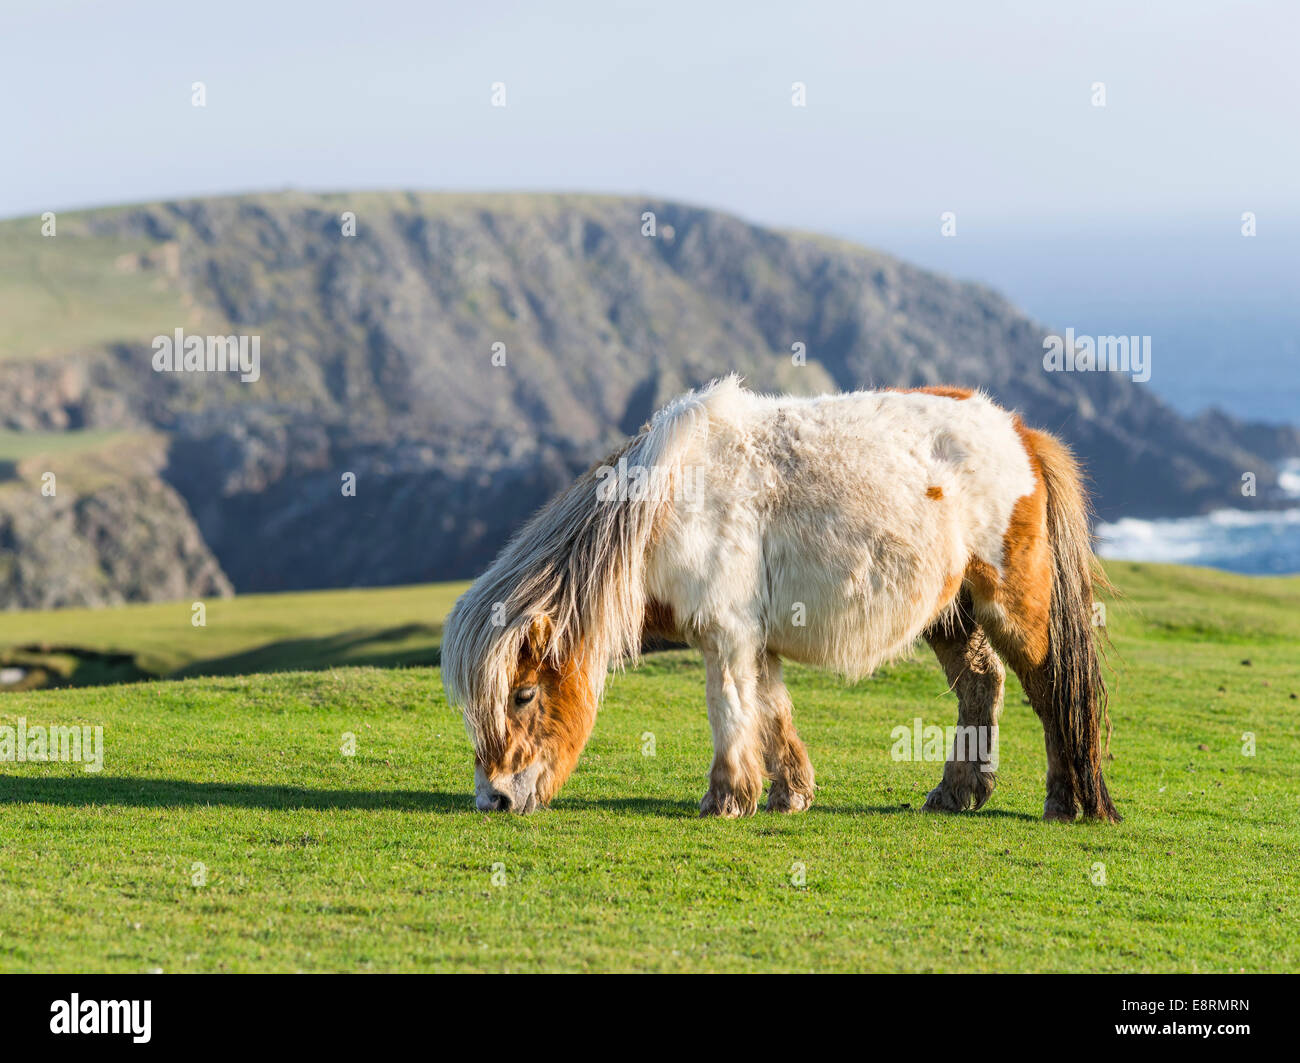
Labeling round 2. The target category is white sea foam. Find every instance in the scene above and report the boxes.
[1097,505,1300,574]
[1278,457,1300,499]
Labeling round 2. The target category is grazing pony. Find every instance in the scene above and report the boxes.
[442,377,1119,822]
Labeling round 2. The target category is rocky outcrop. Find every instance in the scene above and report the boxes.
[0,435,231,610]
[0,479,231,610]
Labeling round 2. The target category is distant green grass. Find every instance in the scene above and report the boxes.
[0,563,1297,971]
[0,582,468,680]
[0,220,191,361]
[0,428,127,463]
[0,428,147,498]
[0,189,665,366]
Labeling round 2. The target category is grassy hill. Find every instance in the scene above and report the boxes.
[0,562,1297,972]
[0,581,467,687]
[0,224,191,363]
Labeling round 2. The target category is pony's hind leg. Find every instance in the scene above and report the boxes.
[1016,668,1079,820]
[698,635,766,818]
[972,563,1091,821]
[756,653,815,813]
[971,426,1120,823]
[922,602,1004,813]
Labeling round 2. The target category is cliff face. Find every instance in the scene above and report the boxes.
[0,191,1293,601]
[0,477,232,610]
[0,434,231,610]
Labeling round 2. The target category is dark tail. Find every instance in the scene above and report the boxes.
[1033,431,1120,823]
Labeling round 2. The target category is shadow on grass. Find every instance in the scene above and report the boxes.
[551,797,928,817]
[815,803,1041,822]
[0,775,1043,822]
[0,775,471,812]
[552,796,702,815]
[0,778,700,817]
[173,623,442,678]
[552,797,1042,822]
[1,624,445,694]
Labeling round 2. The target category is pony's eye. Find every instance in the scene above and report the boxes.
[512,685,538,708]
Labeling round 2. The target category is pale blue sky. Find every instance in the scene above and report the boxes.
[3,0,1296,228]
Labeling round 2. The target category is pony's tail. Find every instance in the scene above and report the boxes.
[1035,432,1121,823]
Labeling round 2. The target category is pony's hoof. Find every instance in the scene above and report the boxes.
[922,785,963,813]
[699,789,756,818]
[1042,804,1078,823]
[765,782,812,813]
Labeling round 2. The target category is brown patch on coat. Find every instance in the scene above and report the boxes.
[757,654,816,813]
[925,485,944,500]
[961,418,1052,670]
[964,558,999,603]
[643,597,679,641]
[762,710,815,812]
[887,385,974,401]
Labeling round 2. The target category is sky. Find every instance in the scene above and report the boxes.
[3,0,1297,418]
[4,0,1295,225]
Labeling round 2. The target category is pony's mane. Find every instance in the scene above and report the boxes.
[442,376,737,752]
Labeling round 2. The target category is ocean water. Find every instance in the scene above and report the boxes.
[1097,508,1300,575]
[1096,461,1300,575]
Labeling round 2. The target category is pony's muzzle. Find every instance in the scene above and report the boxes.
[475,762,544,813]
[476,789,540,814]
[479,789,512,812]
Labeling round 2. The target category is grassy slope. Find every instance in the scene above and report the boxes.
[0,562,1297,972]
[0,582,467,678]
[0,220,191,362]
[0,429,161,503]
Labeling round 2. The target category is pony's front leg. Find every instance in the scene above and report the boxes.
[699,641,765,818]
[757,653,815,813]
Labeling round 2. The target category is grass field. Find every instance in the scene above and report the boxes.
[0,562,1297,972]
[0,582,467,683]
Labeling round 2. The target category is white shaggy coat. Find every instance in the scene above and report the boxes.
[645,377,1036,676]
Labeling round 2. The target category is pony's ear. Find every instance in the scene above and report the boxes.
[524,613,553,659]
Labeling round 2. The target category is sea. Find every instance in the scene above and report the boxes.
[1096,460,1300,575]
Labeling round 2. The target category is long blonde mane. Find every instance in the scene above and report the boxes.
[441,378,726,752]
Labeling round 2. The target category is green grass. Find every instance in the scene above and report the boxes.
[0,582,467,680]
[0,562,1297,972]
[0,428,149,498]
[0,428,128,463]
[0,219,192,362]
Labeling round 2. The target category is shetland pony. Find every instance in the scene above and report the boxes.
[442,377,1119,822]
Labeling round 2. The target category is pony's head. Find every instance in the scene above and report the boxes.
[445,605,600,812]
[440,457,650,813]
